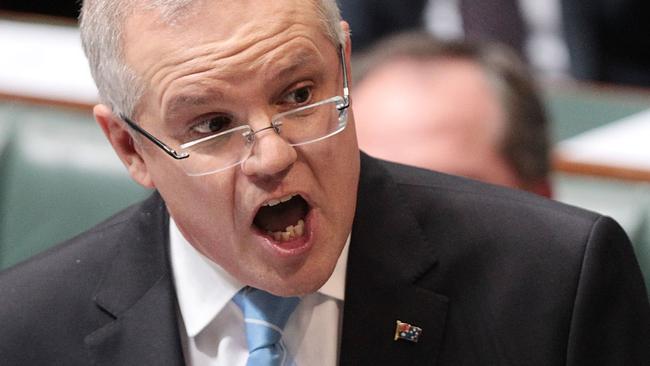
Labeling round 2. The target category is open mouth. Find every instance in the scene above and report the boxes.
[253,194,311,242]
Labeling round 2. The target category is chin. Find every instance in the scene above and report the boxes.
[258,264,334,297]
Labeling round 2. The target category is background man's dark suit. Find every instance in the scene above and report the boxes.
[339,0,527,57]
[1,153,649,364]
[338,0,428,51]
[560,0,650,87]
[0,0,79,18]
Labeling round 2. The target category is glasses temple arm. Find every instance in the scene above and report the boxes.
[119,114,189,160]
[339,45,350,109]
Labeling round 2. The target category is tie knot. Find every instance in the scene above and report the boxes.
[234,287,300,330]
[233,287,299,364]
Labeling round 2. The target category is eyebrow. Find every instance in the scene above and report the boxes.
[164,89,224,121]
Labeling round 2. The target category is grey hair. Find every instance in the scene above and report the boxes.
[80,0,346,118]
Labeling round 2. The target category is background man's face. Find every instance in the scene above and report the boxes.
[354,58,522,188]
[118,0,359,296]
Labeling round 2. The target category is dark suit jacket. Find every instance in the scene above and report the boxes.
[1,153,649,365]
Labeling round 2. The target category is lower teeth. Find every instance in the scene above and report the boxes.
[268,219,305,242]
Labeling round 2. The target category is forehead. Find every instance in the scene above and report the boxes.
[122,0,330,91]
[357,58,504,142]
[125,0,323,43]
[355,57,509,170]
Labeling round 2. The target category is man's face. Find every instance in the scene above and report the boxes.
[116,0,359,296]
[354,58,522,188]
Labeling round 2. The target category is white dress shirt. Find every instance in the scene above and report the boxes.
[169,218,349,366]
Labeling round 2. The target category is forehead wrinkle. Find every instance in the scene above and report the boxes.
[150,22,318,111]
[257,42,326,84]
[158,38,326,116]
[150,11,310,78]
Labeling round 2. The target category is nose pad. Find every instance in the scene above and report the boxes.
[240,124,297,177]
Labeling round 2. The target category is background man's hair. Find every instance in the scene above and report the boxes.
[79,0,346,119]
[353,32,550,187]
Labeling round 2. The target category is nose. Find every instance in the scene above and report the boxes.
[240,124,297,177]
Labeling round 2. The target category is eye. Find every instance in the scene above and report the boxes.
[191,114,234,135]
[281,85,313,106]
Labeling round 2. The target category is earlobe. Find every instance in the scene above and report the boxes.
[93,104,155,189]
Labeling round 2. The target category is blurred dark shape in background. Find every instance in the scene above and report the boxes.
[1,1,79,19]
[562,0,650,87]
[339,0,650,88]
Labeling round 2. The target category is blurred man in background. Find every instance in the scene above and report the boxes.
[354,32,551,196]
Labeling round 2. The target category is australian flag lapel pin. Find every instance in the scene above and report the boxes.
[394,320,422,343]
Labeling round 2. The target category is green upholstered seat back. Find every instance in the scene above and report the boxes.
[544,86,650,143]
[0,103,150,270]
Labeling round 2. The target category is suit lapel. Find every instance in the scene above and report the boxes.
[340,154,449,365]
[85,193,185,366]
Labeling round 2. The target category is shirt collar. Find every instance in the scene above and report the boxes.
[169,218,349,338]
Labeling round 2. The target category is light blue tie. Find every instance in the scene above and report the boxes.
[233,287,300,366]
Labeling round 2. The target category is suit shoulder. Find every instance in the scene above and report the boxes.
[365,156,634,276]
[371,158,612,268]
[381,158,599,225]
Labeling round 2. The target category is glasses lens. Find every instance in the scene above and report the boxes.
[275,96,348,146]
[175,96,348,176]
[180,125,253,176]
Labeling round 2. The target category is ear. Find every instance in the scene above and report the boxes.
[93,104,155,189]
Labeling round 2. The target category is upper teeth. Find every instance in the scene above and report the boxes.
[264,194,296,207]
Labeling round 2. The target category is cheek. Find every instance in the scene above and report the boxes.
[147,158,238,231]
[304,126,358,178]
[163,174,243,262]
[311,130,360,208]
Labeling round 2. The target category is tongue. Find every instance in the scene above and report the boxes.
[254,196,308,232]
